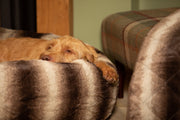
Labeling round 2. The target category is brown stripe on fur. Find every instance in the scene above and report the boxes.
[72,60,102,120]
[57,63,83,120]
[97,75,118,120]
[0,62,23,119]
[12,61,41,120]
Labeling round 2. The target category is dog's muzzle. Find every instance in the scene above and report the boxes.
[40,55,51,61]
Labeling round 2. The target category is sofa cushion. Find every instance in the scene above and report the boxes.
[102,8,179,70]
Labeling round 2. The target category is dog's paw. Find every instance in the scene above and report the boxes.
[102,66,119,84]
[94,61,119,84]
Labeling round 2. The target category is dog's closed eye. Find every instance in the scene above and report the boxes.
[65,49,73,54]
[46,44,54,50]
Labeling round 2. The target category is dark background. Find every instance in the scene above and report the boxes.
[0,0,36,32]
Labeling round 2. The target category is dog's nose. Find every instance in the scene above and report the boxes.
[40,55,51,61]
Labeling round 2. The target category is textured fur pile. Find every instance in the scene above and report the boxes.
[0,60,118,120]
[0,28,119,120]
[127,9,180,120]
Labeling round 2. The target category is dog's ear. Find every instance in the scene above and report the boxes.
[86,44,98,56]
[84,44,98,63]
[85,54,94,63]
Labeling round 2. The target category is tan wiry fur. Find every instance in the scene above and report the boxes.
[0,35,118,83]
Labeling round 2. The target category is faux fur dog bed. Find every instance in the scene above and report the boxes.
[127,9,180,120]
[0,28,119,120]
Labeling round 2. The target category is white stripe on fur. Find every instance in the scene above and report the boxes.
[33,60,62,120]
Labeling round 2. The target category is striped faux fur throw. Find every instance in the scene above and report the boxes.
[127,9,180,120]
[0,60,118,120]
[0,27,119,120]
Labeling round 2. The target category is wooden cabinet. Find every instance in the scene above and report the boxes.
[36,0,73,36]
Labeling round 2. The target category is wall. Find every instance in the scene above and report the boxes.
[132,0,180,10]
[73,0,131,50]
[74,0,180,50]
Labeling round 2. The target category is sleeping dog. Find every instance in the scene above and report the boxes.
[0,35,119,83]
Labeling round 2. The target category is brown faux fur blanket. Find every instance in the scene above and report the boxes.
[127,9,180,120]
[0,28,119,120]
[0,60,118,120]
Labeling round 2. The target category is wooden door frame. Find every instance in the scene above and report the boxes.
[36,0,73,36]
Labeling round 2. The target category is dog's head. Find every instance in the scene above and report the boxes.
[40,36,96,63]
